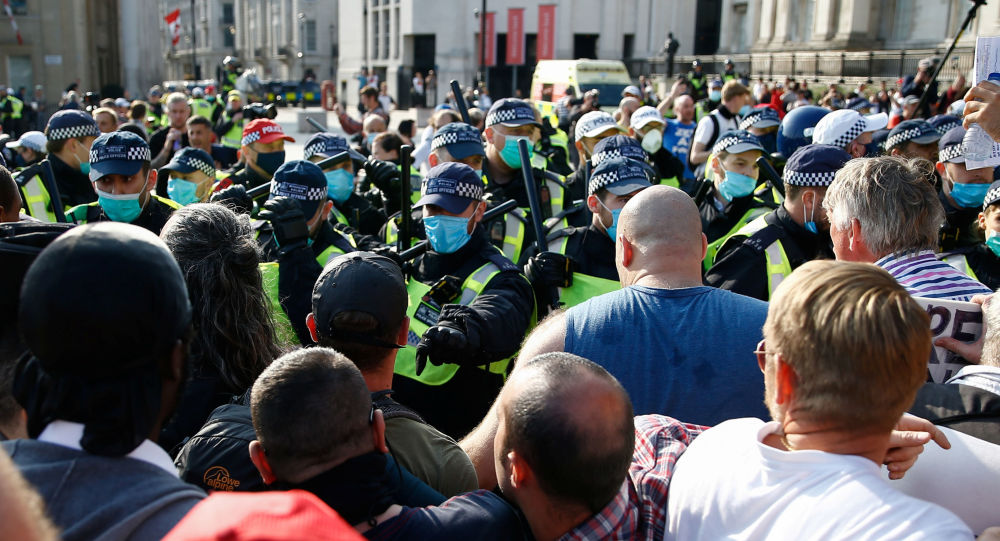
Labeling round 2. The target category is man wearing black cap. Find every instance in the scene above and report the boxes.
[2,222,204,539]
[65,131,181,235]
[706,144,850,301]
[42,109,101,209]
[939,180,1000,289]
[526,154,652,314]
[483,98,572,257]
[256,160,371,345]
[305,252,479,496]
[937,125,998,251]
[392,162,534,439]
[886,119,941,163]
[303,132,387,236]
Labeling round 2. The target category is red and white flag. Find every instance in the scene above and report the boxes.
[2,0,23,46]
[165,8,181,47]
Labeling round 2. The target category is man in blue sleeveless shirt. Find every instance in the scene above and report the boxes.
[512,185,769,426]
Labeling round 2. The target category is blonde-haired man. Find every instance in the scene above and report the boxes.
[667,260,971,540]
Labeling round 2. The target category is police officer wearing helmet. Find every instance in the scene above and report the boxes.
[482,98,570,258]
[706,144,850,301]
[221,56,241,96]
[65,131,180,235]
[255,160,369,345]
[393,162,534,439]
[937,125,996,251]
[775,105,829,159]
[160,147,216,207]
[629,105,685,188]
[938,180,1000,289]
[688,60,707,101]
[525,146,653,314]
[188,87,216,123]
[303,132,386,236]
[811,108,889,159]
[722,58,739,83]
[214,90,245,150]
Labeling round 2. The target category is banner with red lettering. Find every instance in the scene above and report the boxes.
[484,12,496,66]
[507,8,525,65]
[537,4,555,60]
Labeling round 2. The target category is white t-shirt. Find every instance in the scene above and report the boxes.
[693,110,740,148]
[667,418,972,541]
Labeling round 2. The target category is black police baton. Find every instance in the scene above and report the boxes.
[518,138,561,312]
[398,144,413,253]
[449,80,472,124]
[245,154,344,201]
[755,155,785,199]
[916,0,986,118]
[399,199,517,262]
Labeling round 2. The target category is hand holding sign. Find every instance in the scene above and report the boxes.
[933,294,991,364]
[914,296,986,382]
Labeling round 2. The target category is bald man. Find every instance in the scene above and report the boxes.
[616,97,640,129]
[508,185,769,426]
[362,114,387,155]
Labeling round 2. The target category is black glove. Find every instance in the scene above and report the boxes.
[371,244,403,268]
[414,319,481,376]
[258,196,309,250]
[524,251,575,289]
[210,184,253,215]
[363,157,400,193]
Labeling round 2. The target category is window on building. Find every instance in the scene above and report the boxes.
[394,7,400,59]
[8,55,31,93]
[305,20,317,52]
[382,7,390,59]
[222,3,234,25]
[623,34,634,59]
[224,26,235,48]
[8,0,25,15]
[787,0,815,42]
[733,3,748,51]
[372,11,380,59]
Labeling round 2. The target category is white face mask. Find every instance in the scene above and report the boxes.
[640,129,662,154]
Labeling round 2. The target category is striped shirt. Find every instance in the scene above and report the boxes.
[875,250,993,301]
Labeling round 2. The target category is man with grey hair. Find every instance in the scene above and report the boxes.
[149,92,191,171]
[910,293,1000,446]
[822,155,990,301]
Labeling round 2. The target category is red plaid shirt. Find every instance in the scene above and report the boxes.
[558,415,706,541]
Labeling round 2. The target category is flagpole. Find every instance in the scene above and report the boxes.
[190,0,197,80]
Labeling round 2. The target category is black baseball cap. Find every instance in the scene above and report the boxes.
[311,252,407,348]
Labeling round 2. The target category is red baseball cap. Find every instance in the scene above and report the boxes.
[163,490,364,541]
[241,119,295,146]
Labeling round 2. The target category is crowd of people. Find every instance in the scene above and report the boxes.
[2,53,1000,540]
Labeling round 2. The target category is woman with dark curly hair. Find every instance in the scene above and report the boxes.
[158,203,282,453]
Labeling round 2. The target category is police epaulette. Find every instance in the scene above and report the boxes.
[483,248,520,273]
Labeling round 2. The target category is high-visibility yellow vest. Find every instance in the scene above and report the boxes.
[18,173,59,222]
[220,112,244,149]
[721,213,795,298]
[189,98,215,120]
[941,253,980,282]
[66,194,182,224]
[703,205,772,273]
[546,233,621,308]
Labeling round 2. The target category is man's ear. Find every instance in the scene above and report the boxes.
[397,316,410,347]
[249,440,277,485]
[507,449,532,489]
[628,127,636,137]
[586,194,600,214]
[621,236,634,267]
[321,200,334,221]
[371,409,388,454]
[306,313,319,343]
[978,212,988,232]
[890,147,902,157]
[428,153,439,168]
[773,356,796,406]
[849,217,863,251]
[700,232,708,263]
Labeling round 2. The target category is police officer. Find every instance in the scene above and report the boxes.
[482,98,571,259]
[739,106,781,156]
[0,87,25,138]
[886,119,941,162]
[564,110,625,203]
[256,160,372,345]
[928,114,962,138]
[393,162,534,439]
[688,60,707,101]
[223,118,294,190]
[303,132,387,236]
[43,110,101,209]
[66,131,180,235]
[6,130,47,168]
[629,106,685,187]
[214,90,245,150]
[220,56,241,96]
[697,130,776,268]
[937,125,995,251]
[146,85,167,128]
[811,108,889,159]
[188,87,215,123]
[939,180,1000,289]
[706,144,850,301]
[525,152,652,314]
[694,79,723,123]
[160,147,216,206]
[722,58,739,83]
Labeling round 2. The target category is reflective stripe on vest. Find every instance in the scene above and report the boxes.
[498,208,527,263]
[330,205,350,227]
[731,214,793,297]
[942,254,980,282]
[395,262,509,386]
[9,97,23,119]
[547,235,621,308]
[190,99,214,120]
[314,230,357,267]
[258,262,302,347]
[20,175,57,222]
[221,114,244,149]
[703,206,771,272]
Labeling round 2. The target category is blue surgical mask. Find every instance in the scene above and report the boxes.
[325,169,354,203]
[987,230,1000,258]
[951,182,991,208]
[366,133,377,146]
[167,177,201,206]
[710,90,722,102]
[423,214,472,254]
[499,135,533,169]
[804,191,818,234]
[473,169,483,180]
[717,166,757,202]
[597,198,622,240]
[739,105,753,116]
[96,188,144,223]
[254,150,285,177]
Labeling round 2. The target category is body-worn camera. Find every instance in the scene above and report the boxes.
[242,102,278,120]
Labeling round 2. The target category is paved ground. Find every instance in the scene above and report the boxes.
[272,106,422,161]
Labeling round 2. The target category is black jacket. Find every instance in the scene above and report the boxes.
[334,193,388,237]
[908,382,1000,446]
[49,155,97,208]
[943,243,1000,291]
[551,222,618,282]
[706,206,834,301]
[74,194,178,236]
[939,192,982,252]
[698,184,777,244]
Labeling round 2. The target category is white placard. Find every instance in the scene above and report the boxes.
[44,55,62,65]
[913,297,982,383]
[967,36,1000,170]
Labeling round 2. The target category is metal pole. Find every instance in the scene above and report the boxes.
[916,0,985,118]
[479,0,486,86]
[190,0,196,79]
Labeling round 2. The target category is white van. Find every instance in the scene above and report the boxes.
[529,59,632,111]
